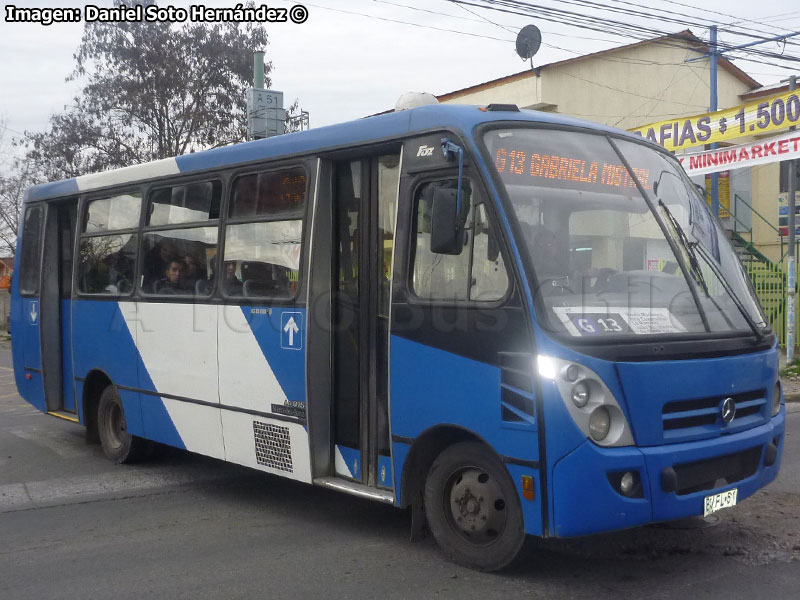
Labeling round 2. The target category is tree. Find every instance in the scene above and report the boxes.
[25,0,272,180]
[0,118,28,256]
[0,158,34,257]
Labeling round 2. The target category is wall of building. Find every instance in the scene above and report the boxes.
[441,38,753,131]
[751,162,784,263]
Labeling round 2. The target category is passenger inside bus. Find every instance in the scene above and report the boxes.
[155,259,185,294]
[222,261,244,296]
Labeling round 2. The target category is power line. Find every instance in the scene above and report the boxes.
[450,0,800,68]
[271,0,516,42]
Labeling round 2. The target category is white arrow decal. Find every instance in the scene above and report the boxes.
[30,303,37,323]
[283,316,299,346]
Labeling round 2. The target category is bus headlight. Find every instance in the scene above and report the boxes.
[589,406,611,441]
[772,381,782,417]
[537,355,634,447]
[571,381,590,407]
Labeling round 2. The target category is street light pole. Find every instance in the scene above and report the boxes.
[788,75,798,362]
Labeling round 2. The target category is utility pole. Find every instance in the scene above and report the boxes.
[709,26,720,219]
[787,75,798,361]
[687,27,800,219]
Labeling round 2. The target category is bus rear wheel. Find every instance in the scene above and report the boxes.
[424,442,526,572]
[97,385,151,463]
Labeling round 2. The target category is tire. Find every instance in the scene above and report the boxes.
[424,442,526,572]
[97,385,152,464]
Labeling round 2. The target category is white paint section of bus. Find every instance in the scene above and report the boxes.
[161,397,226,460]
[75,158,180,192]
[135,303,219,404]
[217,304,288,412]
[334,446,354,479]
[220,410,312,483]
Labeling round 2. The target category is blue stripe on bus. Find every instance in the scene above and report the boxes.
[26,104,647,201]
[240,306,307,405]
[71,300,184,449]
[26,179,80,202]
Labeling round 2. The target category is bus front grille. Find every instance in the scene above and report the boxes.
[661,389,767,440]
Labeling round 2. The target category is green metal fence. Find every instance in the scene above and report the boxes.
[731,193,794,348]
[746,259,787,346]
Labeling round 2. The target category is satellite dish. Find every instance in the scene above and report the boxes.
[516,24,542,62]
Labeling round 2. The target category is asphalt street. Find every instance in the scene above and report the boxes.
[1,339,798,599]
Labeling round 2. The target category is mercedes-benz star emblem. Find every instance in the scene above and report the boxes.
[721,397,736,424]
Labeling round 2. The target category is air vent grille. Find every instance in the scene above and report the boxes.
[253,421,293,472]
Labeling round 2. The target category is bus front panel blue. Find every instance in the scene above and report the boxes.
[544,345,784,537]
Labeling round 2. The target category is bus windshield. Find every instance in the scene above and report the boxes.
[483,128,766,340]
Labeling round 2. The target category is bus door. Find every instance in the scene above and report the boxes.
[39,200,78,414]
[308,153,400,490]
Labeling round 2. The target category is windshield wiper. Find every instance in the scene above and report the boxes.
[659,200,766,342]
[691,240,768,342]
[658,199,710,296]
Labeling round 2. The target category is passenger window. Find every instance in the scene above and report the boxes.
[19,206,44,295]
[223,166,307,299]
[230,168,306,219]
[77,234,137,295]
[83,192,141,233]
[140,227,218,296]
[148,181,221,226]
[223,221,302,298]
[412,180,509,302]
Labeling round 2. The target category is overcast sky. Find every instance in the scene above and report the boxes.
[1,0,799,170]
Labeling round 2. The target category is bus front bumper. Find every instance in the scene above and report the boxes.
[549,410,785,538]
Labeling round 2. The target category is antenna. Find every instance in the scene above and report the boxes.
[515,24,542,68]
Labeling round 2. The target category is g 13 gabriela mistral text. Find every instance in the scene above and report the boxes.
[4,3,310,25]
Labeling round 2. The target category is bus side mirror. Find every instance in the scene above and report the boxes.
[431,186,467,254]
[694,183,705,198]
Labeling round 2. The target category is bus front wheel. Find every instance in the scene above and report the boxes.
[97,385,151,464]
[424,442,526,571]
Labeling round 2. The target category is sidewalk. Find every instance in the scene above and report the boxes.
[779,350,800,403]
[781,374,800,403]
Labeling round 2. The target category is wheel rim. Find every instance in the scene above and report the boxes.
[103,401,125,450]
[444,466,508,546]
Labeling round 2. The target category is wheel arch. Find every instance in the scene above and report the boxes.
[82,369,113,444]
[399,424,503,509]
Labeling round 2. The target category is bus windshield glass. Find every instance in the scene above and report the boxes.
[483,128,766,339]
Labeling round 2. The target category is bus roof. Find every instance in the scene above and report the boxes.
[25,103,647,203]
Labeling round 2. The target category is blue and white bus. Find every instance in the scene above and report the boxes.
[11,102,785,571]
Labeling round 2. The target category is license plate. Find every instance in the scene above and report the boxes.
[703,488,738,517]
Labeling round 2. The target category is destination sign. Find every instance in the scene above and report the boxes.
[493,147,651,192]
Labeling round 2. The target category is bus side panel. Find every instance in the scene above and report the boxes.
[217,305,312,483]
[389,335,544,536]
[10,276,46,413]
[72,300,145,437]
[60,298,77,412]
[132,302,220,454]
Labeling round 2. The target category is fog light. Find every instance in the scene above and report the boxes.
[571,381,590,407]
[589,406,611,441]
[620,472,636,496]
